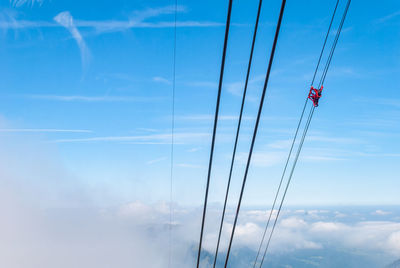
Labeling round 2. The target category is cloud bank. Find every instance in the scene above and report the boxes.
[0,119,399,267]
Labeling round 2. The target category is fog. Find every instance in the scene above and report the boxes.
[1,120,399,267]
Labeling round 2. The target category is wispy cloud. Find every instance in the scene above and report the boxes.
[134,128,159,133]
[25,95,158,102]
[225,81,244,97]
[0,18,53,29]
[184,81,217,88]
[122,142,175,145]
[372,210,392,216]
[80,5,187,33]
[130,5,186,23]
[86,4,221,33]
[262,138,351,164]
[224,74,267,101]
[327,66,362,78]
[236,151,286,167]
[187,147,201,153]
[0,5,222,34]
[50,132,209,144]
[54,11,90,69]
[176,114,255,121]
[356,152,400,158]
[176,163,204,169]
[300,147,351,162]
[0,128,91,133]
[375,10,400,24]
[302,155,346,161]
[330,26,353,36]
[10,0,44,7]
[267,139,293,149]
[375,98,400,108]
[153,76,171,84]
[0,19,222,30]
[146,157,167,165]
[307,135,361,144]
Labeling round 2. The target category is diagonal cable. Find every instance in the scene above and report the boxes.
[320,0,351,87]
[258,1,351,266]
[224,1,287,267]
[168,0,178,267]
[212,0,264,267]
[196,0,234,267]
[252,1,339,266]
[259,105,314,268]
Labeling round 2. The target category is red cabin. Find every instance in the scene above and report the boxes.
[308,86,323,107]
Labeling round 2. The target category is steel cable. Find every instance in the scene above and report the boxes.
[252,1,339,266]
[168,0,178,267]
[196,1,234,267]
[224,1,287,267]
[258,1,351,266]
[212,0,264,267]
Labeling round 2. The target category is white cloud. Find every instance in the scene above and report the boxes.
[25,95,157,102]
[280,217,307,229]
[50,132,209,144]
[311,221,348,232]
[226,81,244,97]
[1,119,400,266]
[302,155,346,161]
[375,10,400,24]
[326,66,361,78]
[176,114,254,121]
[334,211,347,218]
[130,5,186,23]
[54,11,91,69]
[0,5,222,34]
[117,201,170,224]
[10,0,44,7]
[225,74,266,98]
[146,157,167,165]
[187,147,201,153]
[153,76,171,84]
[375,98,400,108]
[242,209,277,222]
[176,163,204,169]
[234,222,265,249]
[237,151,286,167]
[0,17,53,29]
[0,18,222,31]
[87,20,222,34]
[0,128,91,133]
[267,139,292,149]
[211,208,400,257]
[387,231,400,254]
[307,135,361,144]
[0,127,193,267]
[185,81,217,88]
[373,210,392,216]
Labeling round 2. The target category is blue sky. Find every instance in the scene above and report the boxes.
[0,0,399,208]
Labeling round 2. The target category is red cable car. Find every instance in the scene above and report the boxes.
[308,85,323,107]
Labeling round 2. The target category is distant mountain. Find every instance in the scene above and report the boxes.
[386,259,400,268]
